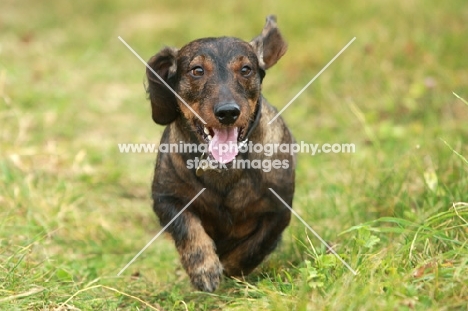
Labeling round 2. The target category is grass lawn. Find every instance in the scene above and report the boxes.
[1,0,467,310]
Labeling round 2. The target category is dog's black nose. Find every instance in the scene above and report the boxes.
[214,103,240,125]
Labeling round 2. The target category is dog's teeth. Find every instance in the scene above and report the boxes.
[207,135,212,140]
[204,127,210,135]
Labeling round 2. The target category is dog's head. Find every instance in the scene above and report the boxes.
[146,15,287,163]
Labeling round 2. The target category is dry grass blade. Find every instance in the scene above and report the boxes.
[0,287,45,303]
[58,285,164,311]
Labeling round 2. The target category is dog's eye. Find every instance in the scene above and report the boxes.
[190,66,204,77]
[240,65,252,77]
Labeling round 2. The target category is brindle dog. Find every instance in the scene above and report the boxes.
[146,15,295,292]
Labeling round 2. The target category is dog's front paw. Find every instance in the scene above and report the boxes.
[187,254,223,292]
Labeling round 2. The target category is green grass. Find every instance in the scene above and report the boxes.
[1,0,467,310]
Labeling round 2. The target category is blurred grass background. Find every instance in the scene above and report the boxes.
[1,0,467,310]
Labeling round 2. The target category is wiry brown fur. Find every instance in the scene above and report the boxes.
[146,15,295,292]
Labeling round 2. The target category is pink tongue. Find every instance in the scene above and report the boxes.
[209,127,239,164]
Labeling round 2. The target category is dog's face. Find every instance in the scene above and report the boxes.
[174,38,262,164]
[146,15,287,164]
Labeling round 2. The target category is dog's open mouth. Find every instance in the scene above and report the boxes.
[196,122,246,164]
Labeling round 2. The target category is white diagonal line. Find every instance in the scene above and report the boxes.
[118,36,207,124]
[117,188,206,276]
[268,188,357,275]
[268,37,356,125]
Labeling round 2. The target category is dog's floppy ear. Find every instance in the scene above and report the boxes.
[146,47,179,125]
[250,15,288,70]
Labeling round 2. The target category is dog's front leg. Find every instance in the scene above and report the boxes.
[154,202,223,292]
[178,213,223,292]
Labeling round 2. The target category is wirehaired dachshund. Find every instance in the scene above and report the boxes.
[146,15,295,292]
